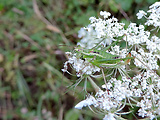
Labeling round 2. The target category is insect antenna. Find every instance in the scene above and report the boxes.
[91,38,107,50]
[101,39,120,52]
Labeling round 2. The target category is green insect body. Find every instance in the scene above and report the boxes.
[75,47,133,68]
[75,37,134,68]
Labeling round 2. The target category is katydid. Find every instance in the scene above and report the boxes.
[74,44,134,68]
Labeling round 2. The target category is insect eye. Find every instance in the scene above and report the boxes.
[92,51,99,54]
[114,56,119,59]
[80,56,85,60]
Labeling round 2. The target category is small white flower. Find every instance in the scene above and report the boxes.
[100,11,111,19]
[89,16,96,23]
[147,111,155,120]
[78,27,86,38]
[149,2,160,9]
[103,113,116,120]
[75,96,96,109]
[138,108,147,118]
[136,10,147,19]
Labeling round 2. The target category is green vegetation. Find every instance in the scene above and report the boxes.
[0,0,158,119]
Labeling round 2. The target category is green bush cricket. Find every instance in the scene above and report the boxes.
[74,40,134,69]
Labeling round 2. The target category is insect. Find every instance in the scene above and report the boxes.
[74,41,134,69]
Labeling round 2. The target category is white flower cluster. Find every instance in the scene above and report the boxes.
[75,81,124,109]
[77,11,125,49]
[75,70,160,119]
[62,52,100,77]
[124,23,150,46]
[75,77,133,119]
[63,2,160,120]
[147,36,160,53]
[132,70,160,119]
[131,50,159,70]
[137,2,160,28]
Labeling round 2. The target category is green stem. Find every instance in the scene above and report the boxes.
[87,76,101,92]
[37,96,43,120]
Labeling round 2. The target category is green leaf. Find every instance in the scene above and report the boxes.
[109,0,118,13]
[135,0,143,4]
[120,18,130,29]
[147,0,158,4]
[74,7,97,26]
[115,0,133,11]
[65,109,80,120]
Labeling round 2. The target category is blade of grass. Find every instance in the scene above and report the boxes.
[16,69,33,105]
[32,0,70,45]
[37,96,43,120]
[43,62,71,84]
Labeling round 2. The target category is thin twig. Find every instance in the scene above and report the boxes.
[17,31,42,49]
[58,104,65,120]
[115,4,130,21]
[87,76,101,93]
[101,67,107,88]
[32,0,70,45]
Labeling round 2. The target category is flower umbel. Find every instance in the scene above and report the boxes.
[63,2,160,120]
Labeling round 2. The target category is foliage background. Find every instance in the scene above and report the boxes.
[0,0,158,119]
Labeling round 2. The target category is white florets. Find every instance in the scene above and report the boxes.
[62,52,100,77]
[100,11,111,19]
[64,2,160,119]
[77,11,125,49]
[137,2,160,28]
[103,113,116,120]
[136,10,147,19]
